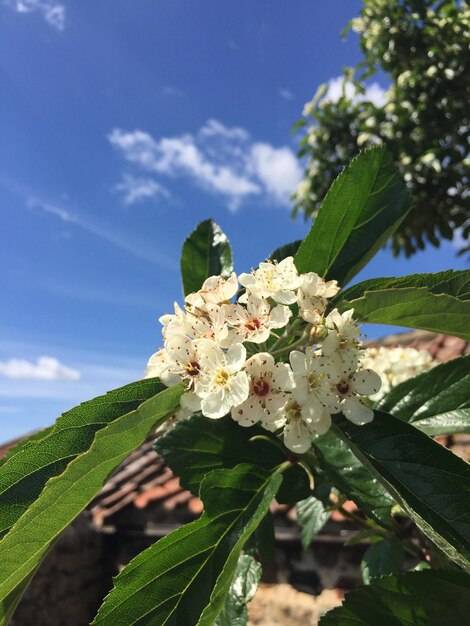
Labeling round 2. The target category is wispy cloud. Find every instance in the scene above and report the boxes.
[0,356,80,380]
[3,0,66,30]
[22,194,177,269]
[324,76,387,107]
[279,88,295,101]
[109,119,302,211]
[114,174,170,205]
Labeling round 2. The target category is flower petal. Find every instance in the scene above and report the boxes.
[351,369,382,396]
[225,343,247,373]
[342,396,374,425]
[283,419,311,454]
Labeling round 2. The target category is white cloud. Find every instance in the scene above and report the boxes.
[115,174,170,205]
[0,356,80,381]
[324,76,387,107]
[3,0,66,30]
[279,89,295,101]
[249,143,302,204]
[109,119,302,211]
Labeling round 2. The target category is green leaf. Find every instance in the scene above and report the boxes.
[0,383,183,625]
[215,554,262,626]
[181,219,233,296]
[269,240,302,262]
[335,270,470,303]
[335,270,470,339]
[294,147,410,285]
[0,378,167,537]
[0,426,54,469]
[296,494,330,549]
[155,414,311,504]
[93,464,282,626]
[360,537,404,584]
[376,356,470,435]
[333,411,470,571]
[311,431,394,527]
[320,570,470,626]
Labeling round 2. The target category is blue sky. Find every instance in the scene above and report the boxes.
[0,0,466,441]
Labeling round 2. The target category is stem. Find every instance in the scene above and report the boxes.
[270,334,309,357]
[337,506,388,536]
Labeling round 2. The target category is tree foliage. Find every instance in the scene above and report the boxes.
[293,0,470,256]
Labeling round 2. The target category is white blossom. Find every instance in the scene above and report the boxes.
[223,295,291,343]
[280,391,332,454]
[194,342,249,419]
[238,257,302,305]
[323,308,362,370]
[361,346,436,400]
[185,272,238,310]
[231,353,294,429]
[333,367,382,425]
[297,272,339,324]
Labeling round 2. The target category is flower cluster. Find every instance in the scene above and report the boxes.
[146,257,381,454]
[361,345,436,402]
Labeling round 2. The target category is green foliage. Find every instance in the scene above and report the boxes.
[294,146,410,285]
[335,271,470,339]
[93,465,281,626]
[377,356,470,435]
[155,414,310,504]
[2,148,470,625]
[320,570,470,626]
[296,492,330,549]
[215,554,262,626]
[0,384,183,625]
[360,537,404,584]
[312,431,394,527]
[181,218,233,296]
[294,0,470,256]
[0,379,167,537]
[334,412,470,571]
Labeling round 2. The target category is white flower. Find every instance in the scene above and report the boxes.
[183,305,234,348]
[145,348,176,382]
[334,368,382,425]
[195,342,249,419]
[159,302,187,340]
[323,308,362,370]
[159,334,207,388]
[238,257,302,305]
[223,295,291,344]
[185,272,239,310]
[361,346,435,401]
[297,273,339,324]
[231,353,294,429]
[280,392,332,454]
[289,349,340,414]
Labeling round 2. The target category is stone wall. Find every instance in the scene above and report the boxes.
[10,515,110,626]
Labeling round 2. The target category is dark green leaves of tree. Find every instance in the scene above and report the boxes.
[93,465,281,626]
[377,356,470,435]
[155,414,310,504]
[181,219,233,296]
[0,378,167,537]
[296,491,330,549]
[333,411,470,571]
[335,270,470,340]
[311,431,394,527]
[320,570,470,626]
[360,537,404,584]
[0,383,183,626]
[294,146,410,286]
